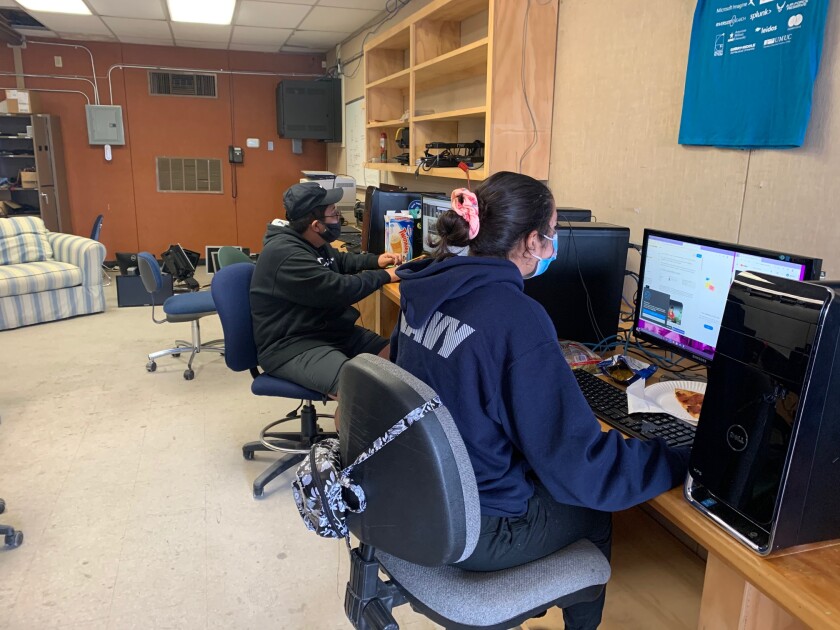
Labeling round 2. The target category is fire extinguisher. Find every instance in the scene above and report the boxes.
[379,132,387,163]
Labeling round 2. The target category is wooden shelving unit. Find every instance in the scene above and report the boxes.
[363,0,559,181]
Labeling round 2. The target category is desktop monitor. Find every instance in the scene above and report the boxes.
[523,222,630,345]
[161,244,198,282]
[633,229,823,364]
[421,195,450,254]
[115,252,139,276]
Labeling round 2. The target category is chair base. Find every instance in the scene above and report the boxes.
[146,317,224,381]
[0,500,23,549]
[242,401,336,498]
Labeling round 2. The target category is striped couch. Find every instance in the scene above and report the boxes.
[0,217,107,331]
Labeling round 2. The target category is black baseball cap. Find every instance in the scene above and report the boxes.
[284,182,344,221]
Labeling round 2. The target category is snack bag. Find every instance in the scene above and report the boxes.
[385,213,413,260]
[597,355,657,385]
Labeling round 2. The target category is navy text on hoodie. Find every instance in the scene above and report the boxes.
[391,256,689,517]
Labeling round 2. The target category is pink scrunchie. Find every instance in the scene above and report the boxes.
[451,188,480,240]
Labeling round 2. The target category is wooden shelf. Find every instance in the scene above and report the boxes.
[364,162,415,174]
[419,166,486,181]
[366,68,411,90]
[366,26,411,52]
[420,0,489,23]
[414,39,488,90]
[413,106,486,123]
[366,119,406,129]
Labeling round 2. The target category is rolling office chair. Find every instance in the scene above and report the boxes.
[137,252,224,381]
[89,213,111,286]
[336,355,611,630]
[211,263,336,498]
[217,246,253,268]
[0,498,23,549]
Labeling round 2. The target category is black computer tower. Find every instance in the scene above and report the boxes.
[685,272,840,555]
[523,222,629,345]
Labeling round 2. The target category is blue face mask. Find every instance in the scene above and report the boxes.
[524,233,557,279]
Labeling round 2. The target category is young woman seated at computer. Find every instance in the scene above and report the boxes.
[390,171,689,630]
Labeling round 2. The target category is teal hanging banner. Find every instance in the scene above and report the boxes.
[679,0,830,149]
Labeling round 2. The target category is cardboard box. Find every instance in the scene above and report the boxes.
[19,171,37,189]
[0,89,40,114]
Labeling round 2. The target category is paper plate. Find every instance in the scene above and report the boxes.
[644,380,706,425]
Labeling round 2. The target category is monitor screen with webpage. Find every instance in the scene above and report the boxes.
[633,229,822,364]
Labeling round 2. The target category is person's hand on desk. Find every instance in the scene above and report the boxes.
[378,252,404,268]
[385,267,400,283]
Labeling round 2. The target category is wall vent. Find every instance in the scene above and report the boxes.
[149,72,217,97]
[156,157,223,194]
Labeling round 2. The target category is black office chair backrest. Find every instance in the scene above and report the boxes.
[339,354,480,567]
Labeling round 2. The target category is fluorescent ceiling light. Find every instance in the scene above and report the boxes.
[167,0,235,25]
[16,0,91,14]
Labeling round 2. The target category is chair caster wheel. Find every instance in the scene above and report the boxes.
[146,361,157,372]
[253,488,264,499]
[243,450,255,460]
[0,498,5,514]
[183,369,194,381]
[5,530,22,548]
[172,353,181,358]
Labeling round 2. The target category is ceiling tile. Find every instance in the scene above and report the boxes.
[102,17,170,39]
[175,39,229,50]
[119,36,175,46]
[281,45,321,53]
[27,12,113,35]
[228,43,281,52]
[298,6,378,33]
[57,32,117,41]
[16,28,58,38]
[170,22,231,43]
[235,1,311,29]
[87,0,167,19]
[231,25,291,46]
[319,0,388,10]
[285,29,341,50]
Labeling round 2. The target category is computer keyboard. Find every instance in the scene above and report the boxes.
[339,229,362,253]
[573,369,695,448]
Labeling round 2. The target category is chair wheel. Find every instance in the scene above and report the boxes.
[253,487,264,499]
[5,530,22,548]
[172,353,181,358]
[146,361,157,373]
[183,369,194,381]
[0,498,5,514]
[243,449,255,460]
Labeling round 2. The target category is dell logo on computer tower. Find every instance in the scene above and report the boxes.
[686,271,840,555]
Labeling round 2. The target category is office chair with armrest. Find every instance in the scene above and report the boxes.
[0,498,23,549]
[211,263,336,498]
[89,213,111,286]
[336,354,611,630]
[217,246,253,268]
[137,252,224,381]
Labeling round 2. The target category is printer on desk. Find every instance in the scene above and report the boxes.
[686,271,840,555]
[300,171,355,216]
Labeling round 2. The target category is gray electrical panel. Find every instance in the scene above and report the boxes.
[85,105,125,146]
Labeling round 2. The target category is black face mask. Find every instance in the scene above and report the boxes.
[320,221,342,243]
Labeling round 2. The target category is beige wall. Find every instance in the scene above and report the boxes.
[332,0,840,275]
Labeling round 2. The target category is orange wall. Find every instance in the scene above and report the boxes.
[0,40,327,256]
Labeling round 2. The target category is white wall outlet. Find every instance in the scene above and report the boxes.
[246,138,260,148]
[104,144,112,161]
[267,141,274,151]
[54,56,62,68]
[321,60,327,69]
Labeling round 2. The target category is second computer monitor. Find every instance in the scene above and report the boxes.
[524,222,630,345]
[633,229,823,364]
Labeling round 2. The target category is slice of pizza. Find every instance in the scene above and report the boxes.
[675,389,704,420]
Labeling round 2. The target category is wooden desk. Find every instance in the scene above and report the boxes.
[376,283,840,629]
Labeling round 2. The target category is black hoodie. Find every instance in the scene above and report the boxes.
[250,223,389,372]
[392,256,689,517]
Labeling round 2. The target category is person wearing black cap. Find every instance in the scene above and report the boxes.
[250,182,402,404]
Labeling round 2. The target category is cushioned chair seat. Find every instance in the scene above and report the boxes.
[162,290,216,321]
[251,373,323,400]
[0,261,82,298]
[376,539,611,629]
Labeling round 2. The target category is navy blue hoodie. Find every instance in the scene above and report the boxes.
[391,256,690,517]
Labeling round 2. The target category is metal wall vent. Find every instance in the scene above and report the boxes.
[156,157,223,194]
[149,72,217,97]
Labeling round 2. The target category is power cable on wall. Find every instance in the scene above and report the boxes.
[337,0,413,80]
[735,149,753,243]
